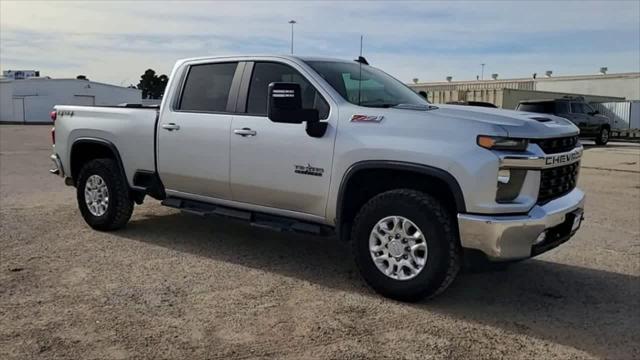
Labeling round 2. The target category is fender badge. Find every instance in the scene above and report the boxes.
[57,110,74,117]
[351,114,383,123]
[294,164,324,177]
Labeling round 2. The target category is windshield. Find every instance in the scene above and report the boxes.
[305,61,429,108]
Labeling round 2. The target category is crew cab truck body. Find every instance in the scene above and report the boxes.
[517,97,611,145]
[50,55,585,301]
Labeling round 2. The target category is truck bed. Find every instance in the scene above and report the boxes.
[53,104,159,187]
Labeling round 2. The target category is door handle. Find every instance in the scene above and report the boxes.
[162,123,180,131]
[234,128,257,137]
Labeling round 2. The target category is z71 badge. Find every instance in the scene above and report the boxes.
[294,164,324,177]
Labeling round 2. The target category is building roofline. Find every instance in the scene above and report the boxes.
[4,77,139,91]
[412,72,640,86]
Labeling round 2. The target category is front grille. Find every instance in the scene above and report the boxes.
[533,136,579,154]
[538,162,579,204]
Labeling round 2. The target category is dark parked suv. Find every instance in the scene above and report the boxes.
[517,98,611,145]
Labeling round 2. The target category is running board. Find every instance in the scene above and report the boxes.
[160,197,331,236]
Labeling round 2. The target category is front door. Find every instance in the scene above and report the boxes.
[229,61,336,217]
[157,61,241,199]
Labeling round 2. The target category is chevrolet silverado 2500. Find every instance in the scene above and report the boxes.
[50,55,585,301]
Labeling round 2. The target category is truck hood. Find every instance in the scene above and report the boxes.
[429,104,580,139]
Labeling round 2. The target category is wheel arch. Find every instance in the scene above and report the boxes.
[335,161,466,241]
[70,138,127,186]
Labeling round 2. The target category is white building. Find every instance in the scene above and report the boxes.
[0,78,142,123]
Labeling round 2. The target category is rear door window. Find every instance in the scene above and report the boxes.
[178,62,238,112]
[570,103,586,114]
[555,102,570,114]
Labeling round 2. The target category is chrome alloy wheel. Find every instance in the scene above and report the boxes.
[601,128,609,143]
[84,174,109,216]
[369,216,428,280]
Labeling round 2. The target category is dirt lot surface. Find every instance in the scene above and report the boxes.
[1,125,639,359]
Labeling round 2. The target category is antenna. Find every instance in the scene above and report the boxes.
[288,20,296,54]
[358,35,363,106]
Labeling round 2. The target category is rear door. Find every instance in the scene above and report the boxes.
[228,61,336,218]
[157,61,242,199]
[583,103,605,131]
[570,102,592,135]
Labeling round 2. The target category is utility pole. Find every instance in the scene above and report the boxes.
[288,20,296,54]
[481,63,486,80]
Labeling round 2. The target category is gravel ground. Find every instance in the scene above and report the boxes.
[1,125,639,359]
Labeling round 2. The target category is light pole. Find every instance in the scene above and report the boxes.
[481,63,486,80]
[288,20,296,54]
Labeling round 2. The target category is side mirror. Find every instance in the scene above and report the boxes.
[267,82,327,138]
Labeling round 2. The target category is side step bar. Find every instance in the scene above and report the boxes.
[161,197,332,236]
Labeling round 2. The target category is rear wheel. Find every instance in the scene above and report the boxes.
[595,127,609,145]
[351,189,461,301]
[76,158,133,231]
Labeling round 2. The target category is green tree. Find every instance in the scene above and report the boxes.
[136,69,169,99]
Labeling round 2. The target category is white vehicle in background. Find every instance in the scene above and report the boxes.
[50,55,585,301]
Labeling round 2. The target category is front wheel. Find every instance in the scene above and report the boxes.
[595,127,609,145]
[76,158,133,231]
[351,189,461,301]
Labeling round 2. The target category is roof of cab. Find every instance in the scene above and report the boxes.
[519,99,569,103]
[176,54,356,64]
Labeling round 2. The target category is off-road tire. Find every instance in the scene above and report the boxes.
[351,189,461,301]
[76,158,133,231]
[595,127,609,145]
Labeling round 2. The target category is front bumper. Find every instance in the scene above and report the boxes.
[458,188,585,260]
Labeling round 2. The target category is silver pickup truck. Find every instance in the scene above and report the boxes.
[50,55,585,301]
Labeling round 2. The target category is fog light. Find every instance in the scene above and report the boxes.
[498,169,511,184]
[571,215,582,232]
[534,231,547,245]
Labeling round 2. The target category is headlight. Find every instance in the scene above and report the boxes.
[477,135,528,151]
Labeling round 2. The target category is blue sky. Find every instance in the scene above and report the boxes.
[1,1,639,85]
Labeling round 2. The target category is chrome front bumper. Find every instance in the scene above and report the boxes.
[458,188,585,260]
[50,154,64,177]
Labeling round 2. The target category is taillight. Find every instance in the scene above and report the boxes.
[50,111,56,145]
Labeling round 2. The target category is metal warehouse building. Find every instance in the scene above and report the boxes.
[409,72,640,107]
[0,78,142,123]
[409,72,640,130]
